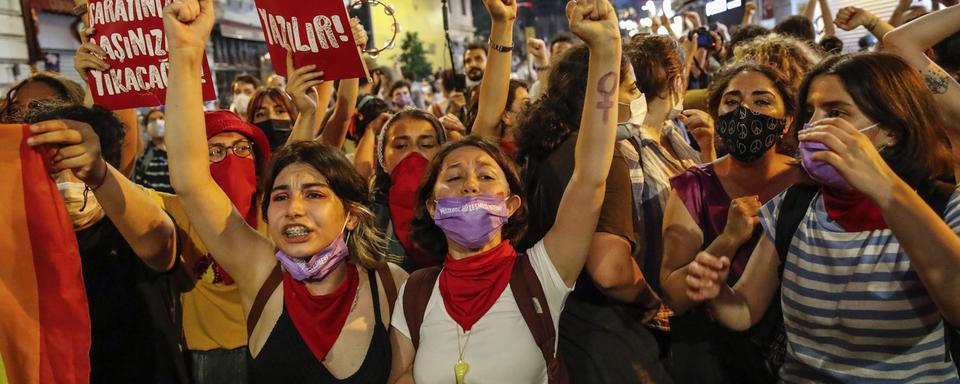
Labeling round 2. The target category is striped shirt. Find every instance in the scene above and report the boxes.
[619,121,700,330]
[758,189,960,383]
[133,144,173,194]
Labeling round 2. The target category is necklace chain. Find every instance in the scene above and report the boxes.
[456,325,472,361]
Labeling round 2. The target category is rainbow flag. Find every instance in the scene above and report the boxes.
[0,124,91,383]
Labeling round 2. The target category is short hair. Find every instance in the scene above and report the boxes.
[232,74,261,91]
[24,103,125,168]
[464,41,488,57]
[388,80,411,98]
[819,36,844,55]
[141,108,164,128]
[549,32,577,52]
[773,15,815,42]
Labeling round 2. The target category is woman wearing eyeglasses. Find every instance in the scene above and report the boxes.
[165,110,273,384]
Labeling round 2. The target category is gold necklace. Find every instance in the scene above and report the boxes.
[455,325,472,384]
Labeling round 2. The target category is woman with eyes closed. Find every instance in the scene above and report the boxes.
[368,109,448,271]
[388,0,623,382]
[162,2,407,383]
[659,63,804,384]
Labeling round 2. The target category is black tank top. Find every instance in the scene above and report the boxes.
[248,269,392,383]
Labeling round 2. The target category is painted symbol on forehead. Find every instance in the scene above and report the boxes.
[596,72,617,123]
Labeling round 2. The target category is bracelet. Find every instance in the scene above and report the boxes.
[85,161,109,191]
[533,63,550,71]
[489,41,513,53]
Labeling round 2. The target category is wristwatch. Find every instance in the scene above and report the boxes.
[489,41,513,53]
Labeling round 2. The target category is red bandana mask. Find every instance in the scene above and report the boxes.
[439,241,517,331]
[210,155,258,227]
[208,155,257,285]
[822,187,888,232]
[388,152,436,269]
[284,265,359,363]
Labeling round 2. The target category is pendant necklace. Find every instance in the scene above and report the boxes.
[455,325,472,384]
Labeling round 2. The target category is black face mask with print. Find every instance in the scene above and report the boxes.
[715,105,787,162]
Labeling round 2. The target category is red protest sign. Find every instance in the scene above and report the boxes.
[85,0,217,110]
[254,0,368,80]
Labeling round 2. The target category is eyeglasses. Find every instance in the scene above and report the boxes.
[208,140,254,163]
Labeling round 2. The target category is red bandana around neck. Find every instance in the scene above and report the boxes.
[439,241,518,331]
[822,187,888,232]
[388,153,437,269]
[283,264,359,363]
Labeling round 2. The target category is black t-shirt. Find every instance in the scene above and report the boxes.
[75,217,186,383]
[520,135,637,303]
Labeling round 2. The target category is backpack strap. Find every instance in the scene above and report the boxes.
[774,184,819,277]
[917,179,955,218]
[510,253,568,384]
[134,144,156,182]
[402,266,442,349]
[374,262,398,313]
[247,263,283,338]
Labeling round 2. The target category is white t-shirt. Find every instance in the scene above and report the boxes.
[392,240,573,384]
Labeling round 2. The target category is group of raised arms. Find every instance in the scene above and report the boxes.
[4,0,960,383]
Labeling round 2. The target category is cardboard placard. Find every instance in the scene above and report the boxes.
[86,0,217,110]
[254,0,367,80]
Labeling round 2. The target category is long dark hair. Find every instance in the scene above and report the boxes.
[514,43,629,165]
[410,136,527,258]
[261,141,385,268]
[794,53,953,185]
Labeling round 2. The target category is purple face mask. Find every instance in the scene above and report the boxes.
[433,195,510,250]
[394,94,413,108]
[800,122,879,189]
[275,216,350,281]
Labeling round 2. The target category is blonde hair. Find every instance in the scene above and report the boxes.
[345,203,387,269]
[732,33,821,88]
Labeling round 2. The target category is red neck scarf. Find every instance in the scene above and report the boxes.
[822,187,888,232]
[283,264,359,363]
[388,153,437,269]
[439,241,517,331]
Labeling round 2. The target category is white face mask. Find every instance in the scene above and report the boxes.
[615,94,648,140]
[232,93,252,117]
[57,181,103,228]
[667,91,684,120]
[147,119,165,139]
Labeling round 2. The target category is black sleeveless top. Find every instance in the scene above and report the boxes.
[248,269,392,383]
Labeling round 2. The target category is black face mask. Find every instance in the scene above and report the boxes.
[715,105,786,162]
[254,119,292,151]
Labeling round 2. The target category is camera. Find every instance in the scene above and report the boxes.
[689,27,717,50]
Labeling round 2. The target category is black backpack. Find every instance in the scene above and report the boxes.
[774,180,959,369]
